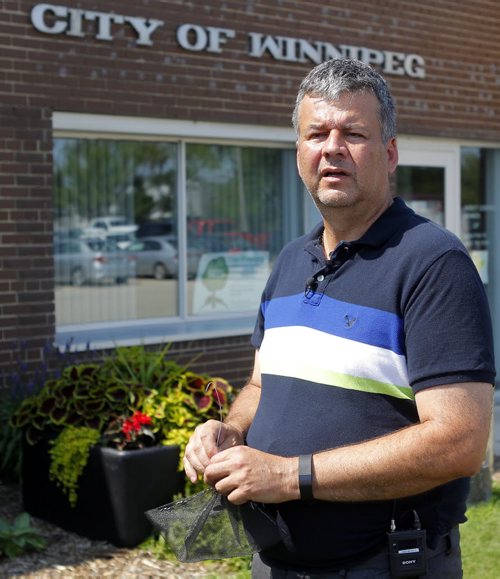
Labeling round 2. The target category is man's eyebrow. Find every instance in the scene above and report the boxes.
[304,122,330,132]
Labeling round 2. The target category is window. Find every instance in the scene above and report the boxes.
[460,147,500,381]
[53,128,301,348]
[396,166,445,225]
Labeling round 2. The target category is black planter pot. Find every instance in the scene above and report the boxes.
[22,437,184,547]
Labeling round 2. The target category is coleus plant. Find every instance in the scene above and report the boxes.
[11,345,233,451]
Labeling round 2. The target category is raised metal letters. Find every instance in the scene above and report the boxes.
[30,3,426,78]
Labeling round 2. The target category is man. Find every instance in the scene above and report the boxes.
[184,59,495,577]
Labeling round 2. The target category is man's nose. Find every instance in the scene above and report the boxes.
[323,131,347,157]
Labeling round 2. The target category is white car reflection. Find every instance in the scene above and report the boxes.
[54,238,134,286]
[126,236,201,280]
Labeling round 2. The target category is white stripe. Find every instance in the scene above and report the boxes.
[260,326,409,389]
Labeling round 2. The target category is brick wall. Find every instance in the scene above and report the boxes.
[0,105,55,385]
[1,1,499,140]
[1,0,499,385]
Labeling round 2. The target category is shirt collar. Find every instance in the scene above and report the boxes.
[304,197,414,256]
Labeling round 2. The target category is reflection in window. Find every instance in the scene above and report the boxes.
[460,147,500,383]
[186,145,290,316]
[396,165,445,225]
[53,138,299,331]
[460,147,496,286]
[54,139,178,325]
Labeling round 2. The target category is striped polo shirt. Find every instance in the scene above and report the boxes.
[247,197,495,570]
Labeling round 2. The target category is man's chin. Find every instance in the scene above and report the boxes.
[313,189,356,208]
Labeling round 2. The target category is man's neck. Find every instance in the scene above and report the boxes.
[320,197,393,256]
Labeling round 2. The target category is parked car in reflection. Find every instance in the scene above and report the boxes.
[126,236,201,280]
[86,216,138,236]
[126,237,177,279]
[54,238,134,286]
[95,232,135,250]
[136,218,174,239]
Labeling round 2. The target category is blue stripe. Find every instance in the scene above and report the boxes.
[262,293,405,355]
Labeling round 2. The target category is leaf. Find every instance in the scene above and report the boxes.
[13,513,31,531]
[39,396,58,415]
[4,543,22,559]
[26,536,46,550]
[25,426,44,445]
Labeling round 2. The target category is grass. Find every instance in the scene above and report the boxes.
[142,482,500,578]
[461,481,500,578]
[139,535,252,578]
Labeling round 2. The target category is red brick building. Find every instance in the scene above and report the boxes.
[1,1,499,387]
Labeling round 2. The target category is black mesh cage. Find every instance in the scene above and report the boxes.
[145,487,286,562]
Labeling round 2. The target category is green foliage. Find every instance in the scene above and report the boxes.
[139,534,251,577]
[49,426,101,507]
[107,343,187,388]
[0,390,23,482]
[461,481,500,579]
[54,139,177,225]
[11,344,234,499]
[1,340,77,482]
[0,513,46,559]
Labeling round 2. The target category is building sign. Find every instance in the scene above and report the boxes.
[30,4,426,78]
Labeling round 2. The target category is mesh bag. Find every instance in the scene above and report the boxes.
[145,487,287,562]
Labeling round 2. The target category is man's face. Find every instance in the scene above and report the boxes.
[296,92,398,213]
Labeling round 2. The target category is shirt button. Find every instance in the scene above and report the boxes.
[317,274,325,282]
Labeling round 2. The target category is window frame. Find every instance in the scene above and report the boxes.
[53,113,299,350]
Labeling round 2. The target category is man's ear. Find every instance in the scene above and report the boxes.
[387,138,399,174]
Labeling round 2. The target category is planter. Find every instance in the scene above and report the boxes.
[22,437,185,547]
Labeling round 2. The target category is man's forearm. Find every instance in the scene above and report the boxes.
[312,423,464,502]
[312,382,493,502]
[224,381,261,439]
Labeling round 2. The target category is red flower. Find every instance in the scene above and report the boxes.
[121,411,152,440]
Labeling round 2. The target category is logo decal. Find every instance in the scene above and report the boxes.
[344,314,356,328]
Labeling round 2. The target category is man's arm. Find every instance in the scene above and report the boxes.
[183,351,262,483]
[312,381,493,501]
[204,381,493,504]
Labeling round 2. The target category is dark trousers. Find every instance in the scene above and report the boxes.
[252,526,462,578]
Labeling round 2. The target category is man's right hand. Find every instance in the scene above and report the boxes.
[183,419,245,483]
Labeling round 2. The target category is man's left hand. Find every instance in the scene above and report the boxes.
[203,446,299,505]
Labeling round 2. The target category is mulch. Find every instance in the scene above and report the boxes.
[0,482,242,578]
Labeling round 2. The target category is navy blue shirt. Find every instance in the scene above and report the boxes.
[248,197,495,570]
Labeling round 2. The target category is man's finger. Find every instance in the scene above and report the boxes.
[183,455,199,484]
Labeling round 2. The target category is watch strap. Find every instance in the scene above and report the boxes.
[298,453,314,500]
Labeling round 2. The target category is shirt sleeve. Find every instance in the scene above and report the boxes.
[403,249,496,392]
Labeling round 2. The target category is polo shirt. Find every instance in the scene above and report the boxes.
[247,197,495,571]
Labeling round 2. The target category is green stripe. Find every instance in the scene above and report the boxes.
[263,360,415,401]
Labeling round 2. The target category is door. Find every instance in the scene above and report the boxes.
[397,138,460,235]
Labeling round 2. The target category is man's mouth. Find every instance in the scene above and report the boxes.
[321,167,350,178]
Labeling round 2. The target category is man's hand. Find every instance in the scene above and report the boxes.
[183,420,245,483]
[204,446,299,505]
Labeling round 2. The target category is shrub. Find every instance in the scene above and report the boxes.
[0,513,46,559]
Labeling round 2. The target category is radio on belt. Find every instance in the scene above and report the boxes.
[387,510,427,577]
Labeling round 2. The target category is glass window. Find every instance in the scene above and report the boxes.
[460,147,499,384]
[54,139,178,325]
[186,144,289,316]
[396,165,445,225]
[53,136,299,343]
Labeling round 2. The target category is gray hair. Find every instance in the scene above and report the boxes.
[292,58,397,143]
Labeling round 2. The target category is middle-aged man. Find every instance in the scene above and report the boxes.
[184,59,496,578]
